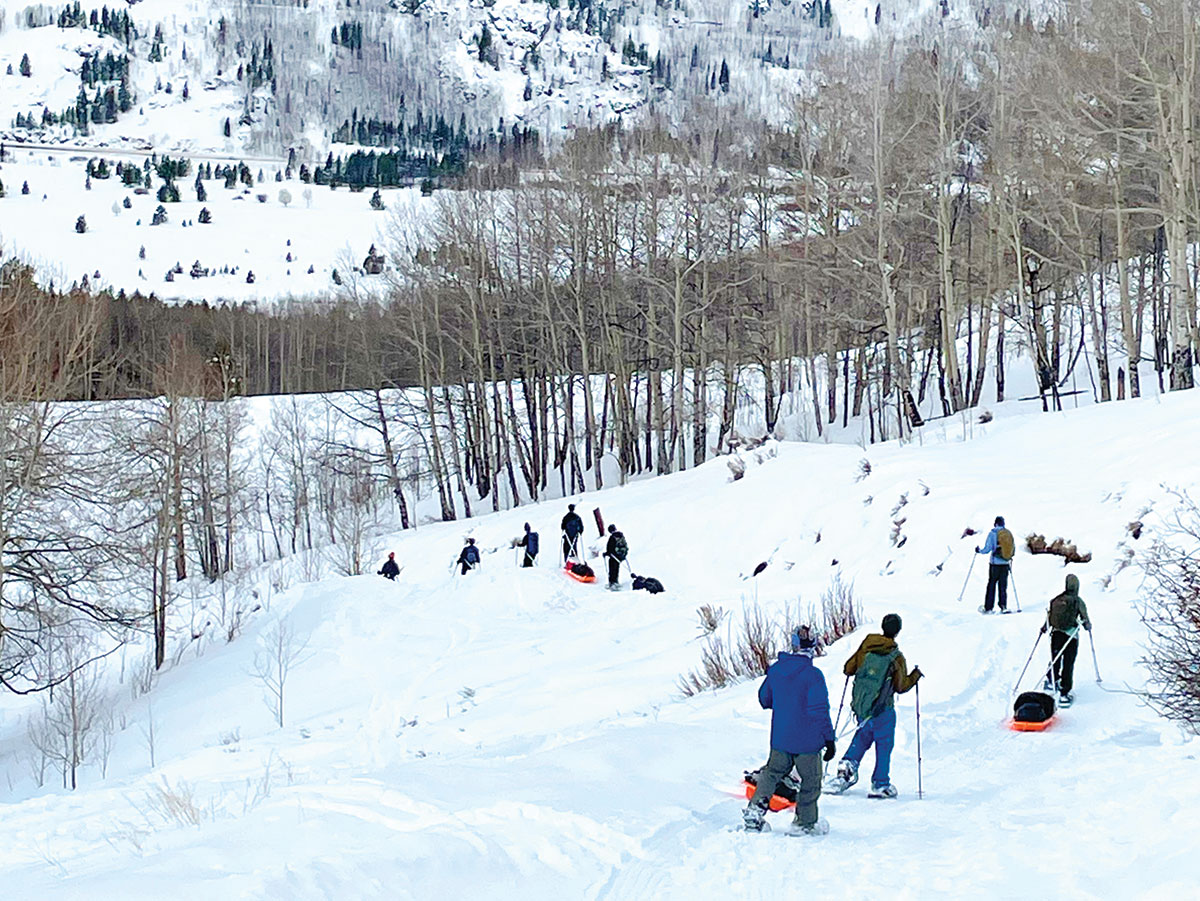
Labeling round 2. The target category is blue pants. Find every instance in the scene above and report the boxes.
[845,707,896,788]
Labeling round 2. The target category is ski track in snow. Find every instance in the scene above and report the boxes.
[2,392,1200,896]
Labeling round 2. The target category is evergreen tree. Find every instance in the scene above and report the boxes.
[75,215,87,233]
[369,189,385,210]
[151,204,168,225]
[198,207,212,224]
[19,53,31,77]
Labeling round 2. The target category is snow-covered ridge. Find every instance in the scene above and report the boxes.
[0,386,1196,897]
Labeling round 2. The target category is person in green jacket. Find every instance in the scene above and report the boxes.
[1039,573,1092,705]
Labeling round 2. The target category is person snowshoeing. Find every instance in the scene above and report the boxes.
[457,538,481,575]
[561,504,585,563]
[377,552,400,581]
[603,523,627,589]
[517,523,539,568]
[826,614,921,799]
[975,515,1015,613]
[743,626,835,835]
[1039,573,1091,706]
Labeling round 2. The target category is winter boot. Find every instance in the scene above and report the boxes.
[867,783,899,799]
[786,817,830,837]
[742,805,769,833]
[978,606,995,615]
[1059,691,1074,708]
[823,759,858,795]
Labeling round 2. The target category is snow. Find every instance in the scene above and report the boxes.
[2,386,1199,896]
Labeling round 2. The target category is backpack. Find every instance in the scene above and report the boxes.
[632,575,664,594]
[1013,691,1055,723]
[610,532,628,561]
[996,528,1015,562]
[464,545,480,565]
[526,531,539,555]
[1048,593,1081,631]
[850,649,900,722]
[570,562,594,578]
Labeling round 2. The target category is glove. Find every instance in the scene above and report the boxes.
[1039,624,1047,635]
[1084,621,1092,632]
[912,666,923,680]
[823,739,836,762]
[975,545,981,553]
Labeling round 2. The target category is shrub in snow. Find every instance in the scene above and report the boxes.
[75,215,87,234]
[151,205,168,225]
[22,180,29,195]
[369,189,385,211]
[1026,533,1092,564]
[198,207,212,224]
[278,188,292,207]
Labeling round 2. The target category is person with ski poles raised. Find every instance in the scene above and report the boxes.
[561,504,584,563]
[825,613,922,799]
[1039,573,1092,706]
[975,515,1015,613]
[743,626,836,835]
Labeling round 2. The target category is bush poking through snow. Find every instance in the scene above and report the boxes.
[816,573,861,647]
[1136,490,1200,732]
[696,604,726,635]
[1025,533,1092,563]
[139,777,207,827]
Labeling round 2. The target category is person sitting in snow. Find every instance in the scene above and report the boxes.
[1039,573,1092,705]
[603,523,627,589]
[377,552,400,581]
[457,538,481,575]
[516,523,539,568]
[825,614,921,799]
[975,515,1015,613]
[743,626,835,835]
[561,504,585,562]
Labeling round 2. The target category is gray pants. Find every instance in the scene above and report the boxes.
[748,748,822,827]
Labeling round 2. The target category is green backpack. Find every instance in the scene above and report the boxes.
[611,532,628,561]
[851,649,900,722]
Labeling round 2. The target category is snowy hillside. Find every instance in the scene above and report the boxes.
[1,387,1197,897]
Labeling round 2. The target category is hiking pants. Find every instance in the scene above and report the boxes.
[845,707,897,788]
[1050,629,1079,694]
[607,556,621,586]
[522,552,536,568]
[748,748,821,828]
[562,534,579,562]
[984,563,1010,611]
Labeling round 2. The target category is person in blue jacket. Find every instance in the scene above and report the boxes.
[743,626,836,835]
[457,538,481,575]
[975,515,1012,613]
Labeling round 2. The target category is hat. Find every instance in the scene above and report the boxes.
[791,625,817,656]
[388,552,395,559]
[995,515,1005,527]
[467,537,475,544]
[608,523,616,533]
[882,614,902,638]
[524,522,531,531]
[568,504,576,511]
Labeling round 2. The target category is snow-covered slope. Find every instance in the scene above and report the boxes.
[1,388,1197,897]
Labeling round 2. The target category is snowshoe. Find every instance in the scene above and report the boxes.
[867,784,899,799]
[786,818,829,837]
[1059,692,1074,708]
[742,807,770,833]
[978,606,995,615]
[823,760,858,794]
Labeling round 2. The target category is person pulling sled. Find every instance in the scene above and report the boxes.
[1039,573,1091,707]
[826,614,921,799]
[561,504,585,563]
[743,626,835,836]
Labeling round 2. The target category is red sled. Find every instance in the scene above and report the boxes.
[742,781,794,812]
[1010,690,1057,732]
[564,562,596,583]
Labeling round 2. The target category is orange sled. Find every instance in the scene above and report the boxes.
[742,781,795,812]
[564,563,596,583]
[1010,716,1056,732]
[1010,690,1057,732]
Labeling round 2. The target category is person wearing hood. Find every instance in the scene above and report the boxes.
[377,552,400,581]
[743,626,835,835]
[826,614,922,799]
[1040,573,1091,705]
[517,523,539,567]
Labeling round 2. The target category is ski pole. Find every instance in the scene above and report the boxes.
[957,552,977,602]
[915,681,923,801]
[1040,629,1079,694]
[1088,628,1102,683]
[1008,563,1021,612]
[824,676,851,778]
[1011,629,1044,694]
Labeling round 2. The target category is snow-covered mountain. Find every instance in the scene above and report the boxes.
[0,382,1196,897]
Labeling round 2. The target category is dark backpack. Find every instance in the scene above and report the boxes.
[570,562,594,578]
[850,649,900,722]
[1013,691,1055,723]
[632,575,664,594]
[996,528,1015,561]
[464,545,480,565]
[525,531,539,555]
[564,514,584,538]
[610,532,628,561]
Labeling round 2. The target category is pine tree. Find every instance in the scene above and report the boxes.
[198,207,212,224]
[75,215,87,234]
[369,188,385,210]
[19,53,31,77]
[151,204,168,225]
